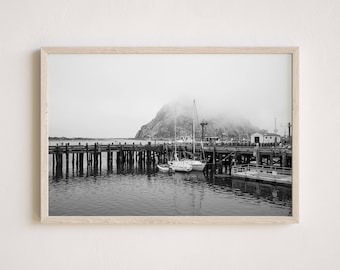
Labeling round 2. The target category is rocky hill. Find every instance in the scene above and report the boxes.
[135,101,260,140]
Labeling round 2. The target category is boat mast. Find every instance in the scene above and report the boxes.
[174,111,177,157]
[192,99,196,159]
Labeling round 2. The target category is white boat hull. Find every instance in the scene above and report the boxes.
[182,159,206,171]
[168,161,192,172]
[157,164,170,173]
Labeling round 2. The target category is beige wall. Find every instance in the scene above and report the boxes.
[1,0,340,269]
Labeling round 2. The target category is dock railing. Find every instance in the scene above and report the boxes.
[232,164,292,176]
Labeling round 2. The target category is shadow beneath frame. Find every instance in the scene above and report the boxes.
[31,49,41,224]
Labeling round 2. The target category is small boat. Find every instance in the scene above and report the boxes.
[157,164,171,173]
[169,114,192,173]
[183,100,206,171]
[182,159,206,171]
[168,160,192,172]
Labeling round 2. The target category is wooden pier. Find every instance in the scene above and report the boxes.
[202,144,292,176]
[49,142,292,178]
[49,142,174,178]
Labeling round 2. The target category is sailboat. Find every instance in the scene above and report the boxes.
[167,109,192,173]
[182,100,207,171]
[168,154,192,173]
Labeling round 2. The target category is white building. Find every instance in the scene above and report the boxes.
[251,132,281,144]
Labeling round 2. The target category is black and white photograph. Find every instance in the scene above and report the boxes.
[42,48,298,221]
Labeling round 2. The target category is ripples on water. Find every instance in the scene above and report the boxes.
[48,140,291,216]
[49,170,292,216]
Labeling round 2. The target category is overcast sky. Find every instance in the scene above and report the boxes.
[48,53,292,138]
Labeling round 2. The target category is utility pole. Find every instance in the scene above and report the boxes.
[280,122,292,145]
[273,117,278,134]
[288,122,292,145]
[200,121,208,141]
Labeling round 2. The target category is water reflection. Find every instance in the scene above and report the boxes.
[48,154,291,216]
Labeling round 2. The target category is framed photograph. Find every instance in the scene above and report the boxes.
[41,47,299,224]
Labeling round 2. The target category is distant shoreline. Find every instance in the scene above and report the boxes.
[49,137,136,141]
[48,137,170,141]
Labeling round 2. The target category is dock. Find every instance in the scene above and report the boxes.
[215,163,292,187]
[48,142,292,179]
[49,142,166,178]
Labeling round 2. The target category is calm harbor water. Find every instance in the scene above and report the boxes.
[49,140,292,216]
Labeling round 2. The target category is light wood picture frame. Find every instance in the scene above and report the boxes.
[41,47,299,224]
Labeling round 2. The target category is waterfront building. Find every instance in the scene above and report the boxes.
[251,132,281,144]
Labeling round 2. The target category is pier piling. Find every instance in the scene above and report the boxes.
[49,142,292,178]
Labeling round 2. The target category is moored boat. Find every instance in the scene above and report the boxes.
[182,159,206,171]
[181,100,207,171]
[168,160,192,172]
[157,164,172,173]
[169,108,193,173]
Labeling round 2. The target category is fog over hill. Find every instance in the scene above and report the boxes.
[135,100,261,140]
